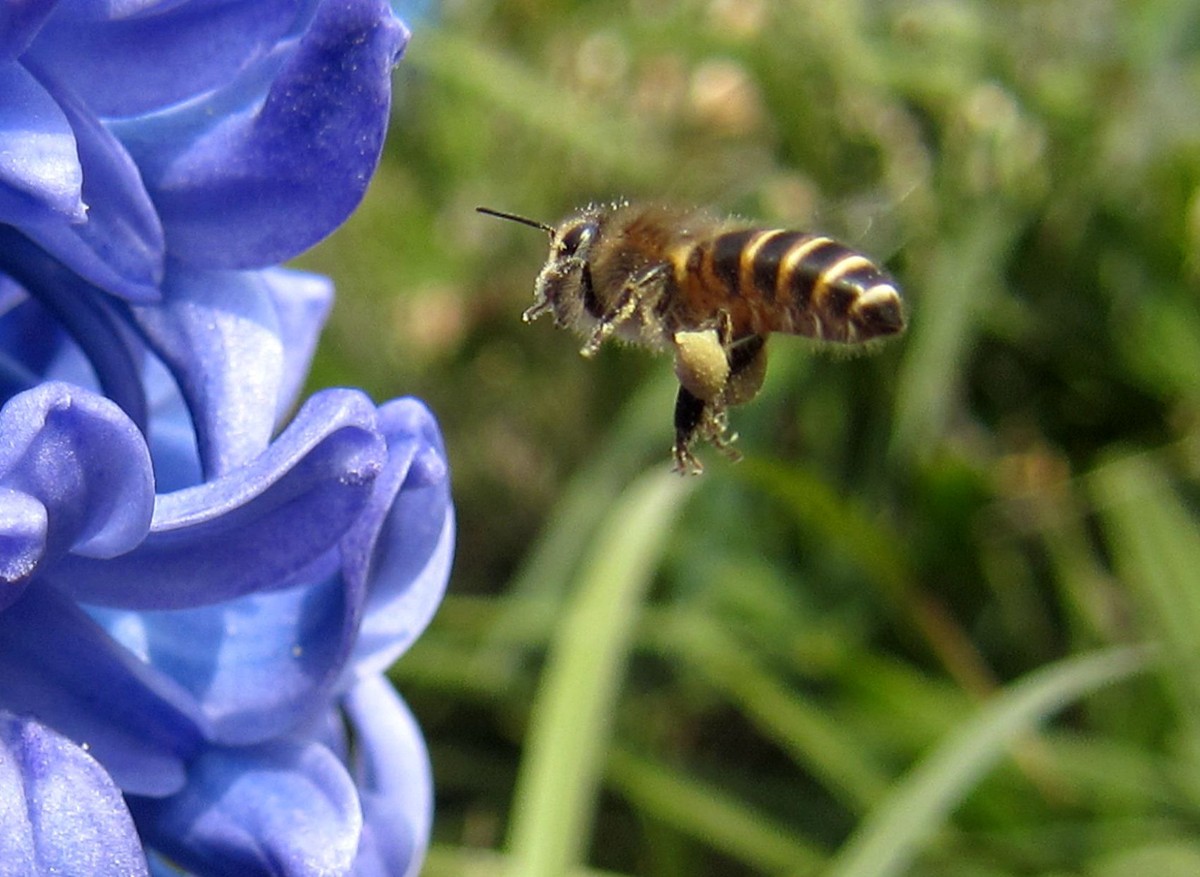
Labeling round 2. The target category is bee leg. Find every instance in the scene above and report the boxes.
[580,264,669,358]
[702,404,742,462]
[672,327,730,402]
[526,255,591,324]
[672,321,753,472]
[671,387,741,474]
[723,334,767,407]
[671,386,707,475]
[695,334,766,464]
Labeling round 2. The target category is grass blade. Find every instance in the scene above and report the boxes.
[607,746,827,874]
[504,470,694,877]
[823,645,1151,877]
[1091,453,1200,735]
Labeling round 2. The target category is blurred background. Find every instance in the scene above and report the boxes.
[297,0,1200,874]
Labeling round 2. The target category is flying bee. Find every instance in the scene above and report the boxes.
[477,201,906,474]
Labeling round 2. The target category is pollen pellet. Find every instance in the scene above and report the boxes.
[673,329,730,402]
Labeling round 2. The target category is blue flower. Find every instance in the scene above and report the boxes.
[0,2,453,876]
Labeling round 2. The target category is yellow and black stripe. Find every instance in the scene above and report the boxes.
[687,228,904,342]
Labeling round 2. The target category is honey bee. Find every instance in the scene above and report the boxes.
[478,201,906,474]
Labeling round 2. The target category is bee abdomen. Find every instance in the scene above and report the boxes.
[688,228,905,343]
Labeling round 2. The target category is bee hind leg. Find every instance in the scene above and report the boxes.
[723,334,767,406]
[701,334,766,464]
[669,324,769,473]
[672,386,707,475]
[671,387,741,475]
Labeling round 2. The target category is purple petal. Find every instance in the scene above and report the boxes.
[0,382,154,561]
[146,849,195,877]
[0,62,83,223]
[348,398,454,676]
[130,739,362,877]
[0,231,150,428]
[0,1,60,61]
[263,267,333,420]
[0,289,70,397]
[129,0,408,268]
[143,355,203,491]
[26,0,311,117]
[35,1,188,20]
[0,584,205,796]
[0,713,150,877]
[17,61,165,302]
[344,676,431,877]
[128,264,287,477]
[92,567,365,746]
[102,399,448,746]
[50,389,386,609]
[134,268,332,488]
[0,487,47,604]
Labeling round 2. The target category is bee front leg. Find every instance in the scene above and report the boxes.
[580,264,669,358]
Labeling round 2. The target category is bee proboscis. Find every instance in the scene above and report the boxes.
[478,201,906,474]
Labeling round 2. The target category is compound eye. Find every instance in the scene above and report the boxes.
[557,222,596,258]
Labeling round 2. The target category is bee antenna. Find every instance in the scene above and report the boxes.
[476,206,555,236]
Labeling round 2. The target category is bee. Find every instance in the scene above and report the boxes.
[478,201,906,474]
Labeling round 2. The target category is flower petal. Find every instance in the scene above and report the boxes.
[0,382,154,561]
[0,487,47,604]
[129,264,286,477]
[0,62,83,223]
[143,355,203,492]
[92,399,443,745]
[0,232,150,428]
[0,1,59,62]
[343,676,431,877]
[130,739,362,877]
[125,0,409,268]
[0,287,70,397]
[92,566,363,746]
[0,584,204,796]
[133,268,332,486]
[17,62,165,302]
[348,398,454,676]
[0,713,150,877]
[26,0,310,117]
[263,267,333,421]
[51,389,386,609]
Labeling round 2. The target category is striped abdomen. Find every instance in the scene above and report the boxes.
[673,228,905,343]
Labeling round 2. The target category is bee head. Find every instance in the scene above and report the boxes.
[551,218,598,261]
[476,206,601,328]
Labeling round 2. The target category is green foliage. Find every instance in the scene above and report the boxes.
[297,0,1200,872]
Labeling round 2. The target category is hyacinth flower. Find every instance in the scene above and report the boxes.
[1,2,454,875]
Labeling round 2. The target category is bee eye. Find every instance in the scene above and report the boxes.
[557,222,596,258]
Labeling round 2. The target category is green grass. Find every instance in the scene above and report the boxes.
[297,0,1200,873]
